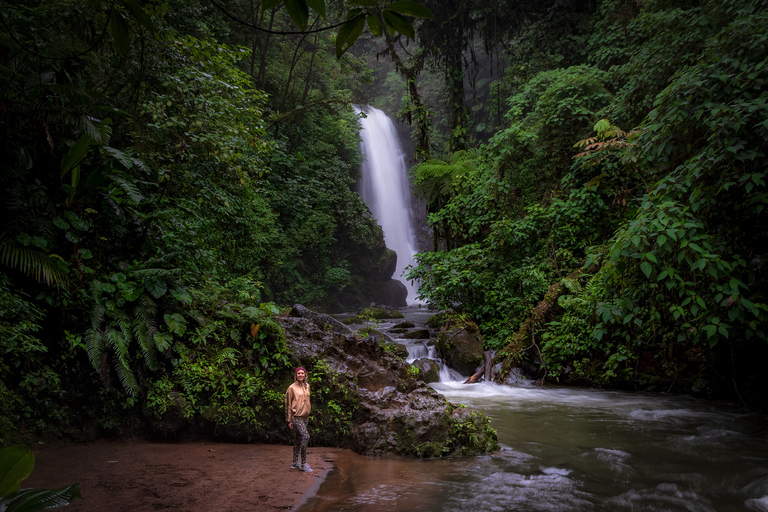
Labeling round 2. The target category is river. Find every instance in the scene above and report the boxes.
[299,307,768,512]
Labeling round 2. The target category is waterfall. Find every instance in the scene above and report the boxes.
[355,106,420,304]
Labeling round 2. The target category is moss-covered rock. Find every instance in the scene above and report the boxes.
[359,307,405,319]
[435,317,484,376]
[412,358,440,383]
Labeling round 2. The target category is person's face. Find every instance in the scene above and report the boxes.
[296,370,306,381]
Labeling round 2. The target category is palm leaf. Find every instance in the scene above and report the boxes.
[0,484,81,512]
[0,236,68,289]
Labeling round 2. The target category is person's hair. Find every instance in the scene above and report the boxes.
[295,366,306,373]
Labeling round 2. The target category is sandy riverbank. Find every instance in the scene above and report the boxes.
[23,440,341,511]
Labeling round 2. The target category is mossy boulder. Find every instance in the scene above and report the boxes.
[281,306,498,457]
[359,307,405,319]
[435,317,484,376]
[401,329,430,340]
[412,358,440,383]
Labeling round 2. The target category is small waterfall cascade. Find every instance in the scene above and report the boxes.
[355,106,420,304]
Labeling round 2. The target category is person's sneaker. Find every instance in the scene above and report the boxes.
[290,463,302,470]
[302,463,313,472]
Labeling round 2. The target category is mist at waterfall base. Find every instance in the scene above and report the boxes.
[355,106,420,304]
[299,308,768,512]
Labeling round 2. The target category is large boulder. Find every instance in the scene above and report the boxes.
[412,358,440,384]
[289,304,353,334]
[435,318,484,376]
[280,308,498,457]
[368,279,408,308]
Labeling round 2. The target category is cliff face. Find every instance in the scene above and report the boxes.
[283,307,498,457]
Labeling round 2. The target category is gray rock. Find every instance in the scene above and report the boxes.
[290,304,353,335]
[436,320,484,376]
[401,329,430,339]
[280,310,497,457]
[393,321,415,329]
[412,358,440,383]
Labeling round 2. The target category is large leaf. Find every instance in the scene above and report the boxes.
[366,14,382,36]
[382,10,414,39]
[164,313,187,336]
[335,16,365,57]
[284,0,309,30]
[60,133,95,179]
[144,276,167,298]
[0,446,34,496]
[109,10,130,55]
[122,0,155,34]
[305,0,326,18]
[262,0,283,9]
[349,0,378,6]
[1,484,82,512]
[386,1,433,19]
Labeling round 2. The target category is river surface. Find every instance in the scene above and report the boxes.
[301,308,768,511]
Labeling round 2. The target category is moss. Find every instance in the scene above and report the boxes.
[359,307,404,319]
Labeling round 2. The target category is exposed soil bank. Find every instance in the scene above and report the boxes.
[23,440,341,511]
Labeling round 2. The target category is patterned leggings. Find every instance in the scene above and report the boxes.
[291,418,309,464]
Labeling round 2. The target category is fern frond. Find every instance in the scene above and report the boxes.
[0,235,69,288]
[113,354,140,396]
[108,174,144,204]
[215,347,241,365]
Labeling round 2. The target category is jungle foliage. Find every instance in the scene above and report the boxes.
[0,0,431,442]
[409,0,768,406]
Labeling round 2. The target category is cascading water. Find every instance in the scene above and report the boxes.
[355,106,420,304]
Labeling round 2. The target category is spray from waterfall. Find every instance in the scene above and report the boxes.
[355,106,420,304]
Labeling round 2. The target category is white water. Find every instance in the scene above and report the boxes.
[355,106,420,304]
[304,308,768,512]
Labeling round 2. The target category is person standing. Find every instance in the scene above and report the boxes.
[285,366,313,472]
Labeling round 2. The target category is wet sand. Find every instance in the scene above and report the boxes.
[23,440,343,511]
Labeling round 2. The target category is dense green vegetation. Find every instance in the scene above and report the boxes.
[407,0,768,406]
[1,0,766,447]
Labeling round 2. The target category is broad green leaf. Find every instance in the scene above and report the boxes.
[367,14,382,36]
[119,281,142,301]
[122,0,155,34]
[349,0,378,6]
[305,0,326,18]
[336,16,365,57]
[284,0,309,30]
[60,134,95,179]
[0,446,34,496]
[170,287,193,304]
[144,276,167,298]
[382,10,414,38]
[262,0,283,9]
[164,313,187,336]
[2,484,81,512]
[593,119,611,133]
[386,1,433,19]
[110,10,130,55]
[640,261,652,279]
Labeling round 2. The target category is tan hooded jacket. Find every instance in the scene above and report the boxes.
[284,380,311,423]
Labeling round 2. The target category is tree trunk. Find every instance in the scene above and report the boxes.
[493,267,593,383]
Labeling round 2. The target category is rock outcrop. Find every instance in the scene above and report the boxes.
[282,307,498,456]
[435,318,484,376]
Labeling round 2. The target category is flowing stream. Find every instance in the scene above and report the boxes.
[301,307,768,512]
[355,106,420,304]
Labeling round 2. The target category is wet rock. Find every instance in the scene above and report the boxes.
[359,306,405,319]
[401,329,430,340]
[393,321,415,329]
[435,319,484,376]
[412,358,440,383]
[290,304,353,334]
[369,279,408,309]
[280,309,498,457]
